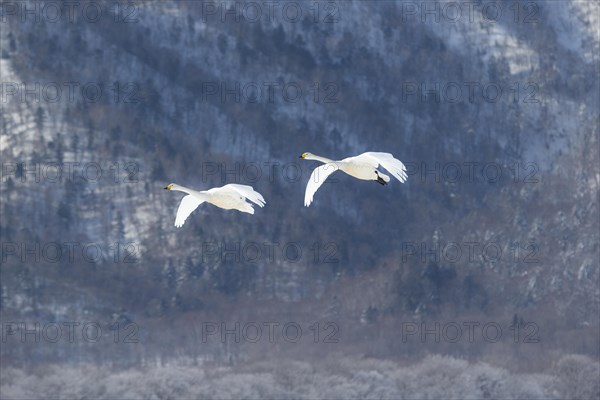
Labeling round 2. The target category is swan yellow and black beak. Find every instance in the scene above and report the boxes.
[299,153,307,159]
[164,184,173,190]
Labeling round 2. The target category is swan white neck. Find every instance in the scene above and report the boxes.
[305,154,335,164]
[170,184,208,199]
[170,184,194,194]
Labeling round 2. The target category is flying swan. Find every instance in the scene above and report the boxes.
[299,152,408,207]
[164,183,266,227]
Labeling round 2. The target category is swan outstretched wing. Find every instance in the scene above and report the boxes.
[174,195,204,228]
[223,184,266,207]
[357,152,407,182]
[304,163,339,207]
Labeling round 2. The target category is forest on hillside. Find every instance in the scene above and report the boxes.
[1,0,598,398]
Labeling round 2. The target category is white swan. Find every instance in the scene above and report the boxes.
[164,183,266,227]
[299,152,407,207]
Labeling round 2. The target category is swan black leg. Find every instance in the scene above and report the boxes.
[375,171,388,185]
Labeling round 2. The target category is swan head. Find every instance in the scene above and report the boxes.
[299,152,312,159]
[164,183,174,190]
